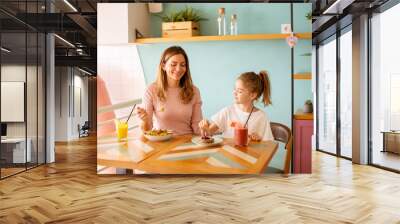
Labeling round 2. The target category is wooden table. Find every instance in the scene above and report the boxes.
[381,131,400,154]
[97,134,278,174]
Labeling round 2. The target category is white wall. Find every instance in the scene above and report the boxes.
[75,74,89,122]
[55,67,69,141]
[98,3,150,44]
[97,4,148,140]
[128,3,151,40]
[72,73,89,138]
[55,67,89,141]
[97,45,146,114]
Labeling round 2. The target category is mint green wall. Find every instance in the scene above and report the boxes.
[150,3,291,37]
[293,3,312,33]
[294,40,313,112]
[138,3,312,170]
[293,3,313,112]
[138,41,291,127]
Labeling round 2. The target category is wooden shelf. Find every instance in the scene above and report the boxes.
[293,73,311,80]
[134,33,312,44]
[294,113,313,120]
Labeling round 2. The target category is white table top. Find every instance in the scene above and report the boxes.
[1,138,30,143]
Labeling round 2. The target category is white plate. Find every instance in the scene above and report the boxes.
[144,134,172,142]
[191,136,223,146]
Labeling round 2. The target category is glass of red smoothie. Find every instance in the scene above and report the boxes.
[234,127,249,146]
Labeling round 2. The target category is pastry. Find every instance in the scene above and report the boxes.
[201,136,214,144]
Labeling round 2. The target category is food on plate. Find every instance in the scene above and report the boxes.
[144,129,171,136]
[201,135,214,144]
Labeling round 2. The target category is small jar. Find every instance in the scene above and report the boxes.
[230,14,237,35]
[217,8,226,36]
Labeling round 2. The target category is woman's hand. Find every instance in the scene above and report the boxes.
[249,133,262,142]
[136,107,148,122]
[198,119,210,136]
[137,106,152,131]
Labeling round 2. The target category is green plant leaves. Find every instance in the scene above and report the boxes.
[300,53,312,57]
[306,12,312,20]
[156,6,207,22]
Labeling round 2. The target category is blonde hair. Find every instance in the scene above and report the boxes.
[237,71,272,106]
[156,46,194,104]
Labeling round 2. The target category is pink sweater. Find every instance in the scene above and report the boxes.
[142,83,203,135]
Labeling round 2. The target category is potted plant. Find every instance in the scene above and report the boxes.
[306,12,312,20]
[300,53,311,57]
[157,7,207,38]
[304,100,313,113]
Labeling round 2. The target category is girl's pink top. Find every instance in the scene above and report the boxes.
[142,83,203,135]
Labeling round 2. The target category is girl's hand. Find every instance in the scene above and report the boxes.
[229,120,243,128]
[136,107,148,122]
[249,133,261,142]
[198,119,210,136]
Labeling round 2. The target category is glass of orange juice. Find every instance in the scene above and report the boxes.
[115,119,128,141]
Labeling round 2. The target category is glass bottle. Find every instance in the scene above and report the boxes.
[230,14,237,35]
[218,8,226,36]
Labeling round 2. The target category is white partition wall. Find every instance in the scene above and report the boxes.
[317,37,337,155]
[340,29,353,159]
[370,4,400,171]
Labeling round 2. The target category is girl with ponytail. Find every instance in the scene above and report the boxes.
[199,71,273,141]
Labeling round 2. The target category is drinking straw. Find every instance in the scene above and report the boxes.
[125,104,137,123]
[244,106,255,128]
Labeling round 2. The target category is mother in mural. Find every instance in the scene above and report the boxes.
[136,46,203,135]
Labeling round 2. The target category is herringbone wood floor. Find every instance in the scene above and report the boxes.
[1,136,400,224]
